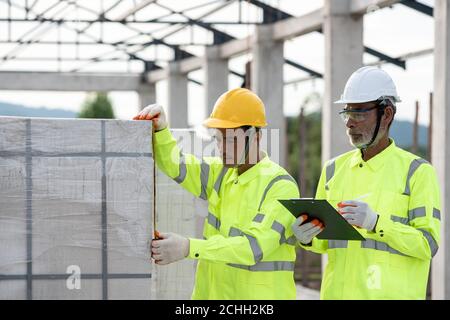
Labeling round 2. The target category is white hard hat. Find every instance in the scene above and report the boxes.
[334,66,401,104]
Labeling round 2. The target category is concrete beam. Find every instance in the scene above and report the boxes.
[144,0,400,79]
[0,71,145,91]
[350,0,400,15]
[219,37,254,59]
[322,0,364,163]
[145,57,203,83]
[167,62,189,128]
[272,8,323,41]
[179,56,204,75]
[146,68,166,83]
[432,0,450,300]
[251,25,286,167]
[204,46,228,116]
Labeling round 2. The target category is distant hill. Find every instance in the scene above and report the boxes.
[0,101,77,118]
[390,119,428,148]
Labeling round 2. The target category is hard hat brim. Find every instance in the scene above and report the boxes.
[334,97,401,104]
[203,117,267,128]
[334,98,375,104]
[203,117,245,128]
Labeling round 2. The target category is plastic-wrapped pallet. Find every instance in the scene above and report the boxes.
[0,117,154,300]
[153,129,211,300]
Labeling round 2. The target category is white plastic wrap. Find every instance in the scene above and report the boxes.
[0,117,214,300]
[0,117,153,299]
[153,129,211,300]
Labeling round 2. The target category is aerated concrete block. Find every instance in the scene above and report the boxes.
[0,117,153,300]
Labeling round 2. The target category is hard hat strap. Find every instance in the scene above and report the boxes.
[361,99,387,149]
[235,126,255,167]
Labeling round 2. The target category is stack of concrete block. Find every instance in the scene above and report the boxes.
[0,117,153,299]
[0,117,213,300]
[153,129,212,299]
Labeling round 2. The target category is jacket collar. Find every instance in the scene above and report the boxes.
[225,153,271,185]
[349,138,397,171]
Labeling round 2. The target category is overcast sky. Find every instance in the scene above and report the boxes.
[0,0,435,126]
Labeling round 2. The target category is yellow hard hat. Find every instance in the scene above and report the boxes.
[203,88,267,128]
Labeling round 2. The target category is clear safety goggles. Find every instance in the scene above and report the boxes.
[338,105,378,123]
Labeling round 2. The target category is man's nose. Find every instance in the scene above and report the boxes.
[345,117,356,128]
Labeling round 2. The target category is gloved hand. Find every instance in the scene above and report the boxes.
[151,232,189,265]
[133,104,168,131]
[337,200,378,231]
[291,215,324,245]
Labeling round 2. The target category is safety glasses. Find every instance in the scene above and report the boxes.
[212,127,256,145]
[338,105,378,123]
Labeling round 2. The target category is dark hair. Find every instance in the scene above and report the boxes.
[240,125,261,133]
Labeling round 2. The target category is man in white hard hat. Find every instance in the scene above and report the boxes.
[291,66,441,299]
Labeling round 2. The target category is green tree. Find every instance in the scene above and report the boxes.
[78,92,115,119]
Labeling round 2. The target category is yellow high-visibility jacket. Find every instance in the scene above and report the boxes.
[154,128,300,299]
[302,139,441,299]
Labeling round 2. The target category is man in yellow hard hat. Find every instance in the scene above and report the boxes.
[133,88,300,299]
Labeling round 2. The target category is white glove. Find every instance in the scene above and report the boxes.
[151,232,189,265]
[291,215,324,245]
[133,104,168,131]
[338,200,378,231]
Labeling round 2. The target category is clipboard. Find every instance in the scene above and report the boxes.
[279,198,365,241]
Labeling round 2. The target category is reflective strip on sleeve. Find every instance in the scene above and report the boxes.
[253,213,265,223]
[408,207,426,221]
[229,227,263,263]
[391,215,409,225]
[227,261,295,272]
[433,208,441,220]
[199,162,210,200]
[403,158,428,196]
[173,152,187,184]
[271,220,296,246]
[285,236,297,245]
[418,228,439,257]
[328,240,348,249]
[271,221,287,245]
[229,227,242,237]
[361,239,406,256]
[213,167,228,194]
[207,212,221,230]
[394,207,440,223]
[258,174,297,211]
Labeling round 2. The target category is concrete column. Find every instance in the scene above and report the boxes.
[204,46,228,116]
[251,24,286,166]
[137,82,156,110]
[167,62,188,128]
[322,0,364,275]
[432,0,450,300]
[322,0,364,162]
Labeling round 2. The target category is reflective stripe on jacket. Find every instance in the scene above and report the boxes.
[154,128,300,299]
[302,139,441,300]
